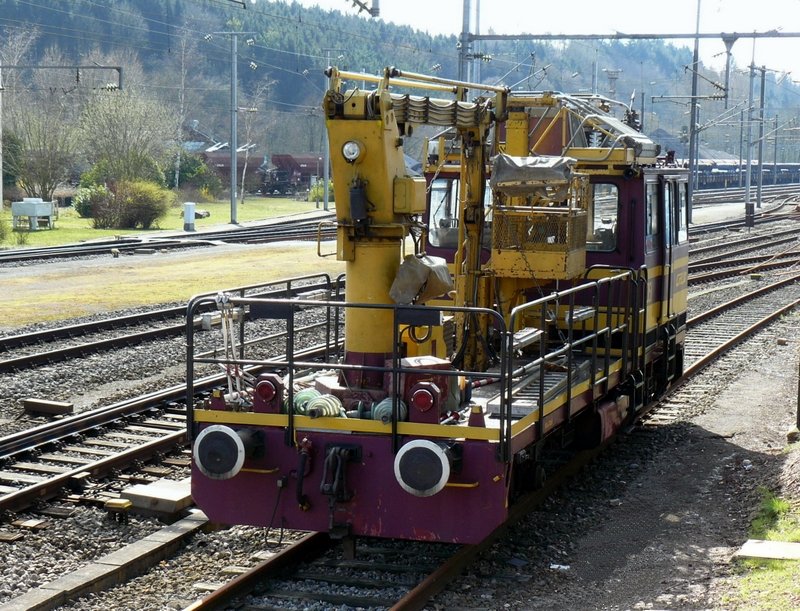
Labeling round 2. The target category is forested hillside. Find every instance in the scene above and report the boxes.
[1,0,798,194]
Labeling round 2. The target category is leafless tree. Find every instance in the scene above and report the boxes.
[3,46,82,201]
[1,27,40,205]
[80,88,179,184]
[171,36,193,190]
[0,27,39,92]
[5,91,79,200]
[238,81,275,204]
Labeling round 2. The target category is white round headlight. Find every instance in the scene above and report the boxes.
[393,439,452,497]
[342,140,362,163]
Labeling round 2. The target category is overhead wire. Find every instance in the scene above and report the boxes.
[12,0,536,80]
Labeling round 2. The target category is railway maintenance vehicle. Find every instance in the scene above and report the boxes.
[186,66,689,544]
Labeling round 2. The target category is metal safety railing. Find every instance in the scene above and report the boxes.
[186,270,649,461]
[506,269,643,456]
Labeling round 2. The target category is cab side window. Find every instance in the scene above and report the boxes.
[675,181,688,243]
[428,178,492,249]
[586,183,619,252]
[663,181,673,246]
[645,182,659,252]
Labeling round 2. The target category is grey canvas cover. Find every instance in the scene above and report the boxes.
[490,153,577,196]
[390,254,454,305]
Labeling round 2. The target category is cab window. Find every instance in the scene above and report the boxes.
[586,183,619,252]
[428,177,492,248]
[663,180,673,246]
[645,182,659,237]
[645,182,660,251]
[429,178,460,248]
[675,181,688,243]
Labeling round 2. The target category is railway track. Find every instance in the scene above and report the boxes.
[686,222,800,283]
[692,183,800,206]
[685,273,800,367]
[689,224,800,259]
[689,252,800,284]
[183,274,800,611]
[0,211,798,608]
[0,383,193,515]
[0,213,336,265]
[0,336,343,518]
[0,274,341,374]
[689,197,798,233]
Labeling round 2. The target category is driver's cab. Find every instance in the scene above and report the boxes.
[426,173,619,264]
[428,175,492,255]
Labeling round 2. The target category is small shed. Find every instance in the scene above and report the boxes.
[11,198,57,231]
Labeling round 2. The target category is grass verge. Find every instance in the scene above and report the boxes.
[723,451,800,610]
[1,242,345,328]
[0,197,343,329]
[0,197,326,248]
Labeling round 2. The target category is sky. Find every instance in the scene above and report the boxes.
[286,0,800,81]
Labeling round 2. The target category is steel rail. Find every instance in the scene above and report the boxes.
[0,382,194,460]
[693,184,800,203]
[0,277,338,372]
[0,238,206,263]
[0,430,186,514]
[183,532,334,611]
[689,228,800,261]
[0,323,188,372]
[0,305,186,351]
[689,251,800,274]
[689,257,800,284]
[690,206,799,233]
[0,213,336,264]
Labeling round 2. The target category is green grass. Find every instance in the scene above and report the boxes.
[0,196,345,328]
[750,490,800,542]
[722,475,800,610]
[0,196,327,248]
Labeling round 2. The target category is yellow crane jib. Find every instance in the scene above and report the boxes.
[321,66,508,376]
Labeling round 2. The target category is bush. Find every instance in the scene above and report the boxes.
[13,228,30,246]
[74,184,113,220]
[0,217,8,245]
[114,181,175,229]
[75,181,173,229]
[81,156,165,188]
[79,160,114,189]
[168,155,223,200]
[308,180,334,203]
